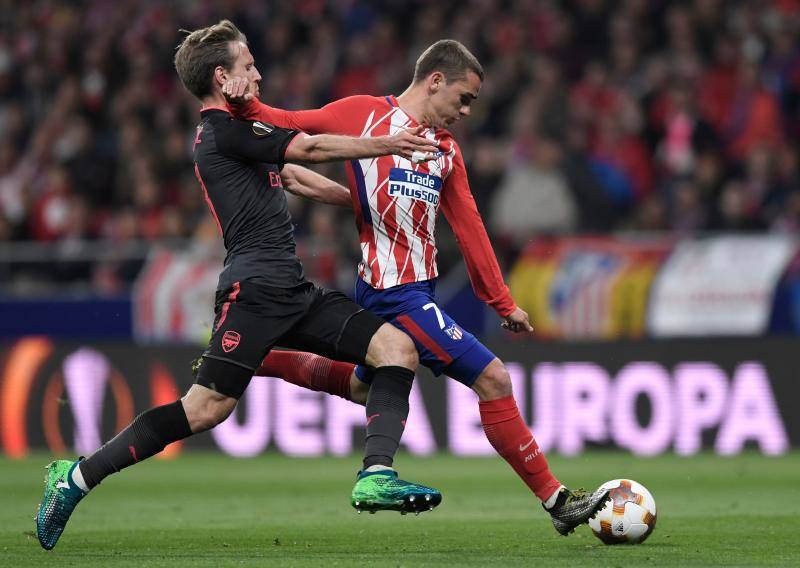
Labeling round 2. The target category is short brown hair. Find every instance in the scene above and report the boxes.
[174,19,247,99]
[412,39,484,84]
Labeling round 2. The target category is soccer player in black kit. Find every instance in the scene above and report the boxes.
[36,20,442,551]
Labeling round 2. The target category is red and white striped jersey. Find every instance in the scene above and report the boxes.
[235,95,516,317]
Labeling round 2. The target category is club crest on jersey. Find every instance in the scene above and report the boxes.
[222,330,241,352]
[444,324,463,340]
[387,168,441,205]
[252,121,274,137]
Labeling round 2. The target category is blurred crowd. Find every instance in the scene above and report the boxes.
[1,0,799,289]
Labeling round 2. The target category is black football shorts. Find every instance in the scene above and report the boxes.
[196,279,385,398]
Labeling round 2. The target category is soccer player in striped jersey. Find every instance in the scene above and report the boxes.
[224,40,610,535]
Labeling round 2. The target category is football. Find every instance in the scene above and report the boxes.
[588,479,657,544]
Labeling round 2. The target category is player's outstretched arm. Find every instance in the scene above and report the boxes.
[280,164,352,208]
[223,78,341,134]
[214,119,436,169]
[285,126,439,163]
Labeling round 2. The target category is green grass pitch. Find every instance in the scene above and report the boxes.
[2,452,799,567]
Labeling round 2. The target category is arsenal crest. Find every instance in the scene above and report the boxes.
[222,330,241,352]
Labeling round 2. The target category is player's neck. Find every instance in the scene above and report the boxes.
[200,92,229,112]
[396,86,432,127]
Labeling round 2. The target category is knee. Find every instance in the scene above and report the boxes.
[384,330,419,371]
[368,324,419,370]
[391,332,419,369]
[472,360,513,401]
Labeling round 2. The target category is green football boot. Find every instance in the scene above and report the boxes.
[35,459,87,550]
[350,469,442,515]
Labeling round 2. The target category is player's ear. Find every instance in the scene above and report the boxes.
[214,66,228,88]
[429,72,445,93]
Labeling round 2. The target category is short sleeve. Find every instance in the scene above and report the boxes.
[215,117,300,165]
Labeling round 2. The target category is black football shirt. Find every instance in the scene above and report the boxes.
[193,108,303,291]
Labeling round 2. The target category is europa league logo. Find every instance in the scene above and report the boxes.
[1,339,133,457]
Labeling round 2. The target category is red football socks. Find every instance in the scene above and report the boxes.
[256,350,355,401]
[479,395,561,501]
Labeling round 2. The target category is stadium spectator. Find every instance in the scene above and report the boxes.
[711,179,768,231]
[723,61,785,160]
[772,190,800,233]
[670,179,708,235]
[652,82,719,179]
[489,136,578,251]
[560,119,618,232]
[29,166,73,242]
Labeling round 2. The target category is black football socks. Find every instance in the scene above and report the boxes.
[362,366,414,469]
[79,400,192,489]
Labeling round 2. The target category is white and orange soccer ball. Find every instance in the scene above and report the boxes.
[588,479,657,544]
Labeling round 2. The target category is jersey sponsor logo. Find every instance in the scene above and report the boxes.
[444,323,463,340]
[222,330,241,353]
[387,168,441,205]
[268,171,283,188]
[252,121,274,137]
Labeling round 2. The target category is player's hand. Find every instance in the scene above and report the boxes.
[222,77,253,105]
[501,307,534,334]
[385,125,440,161]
